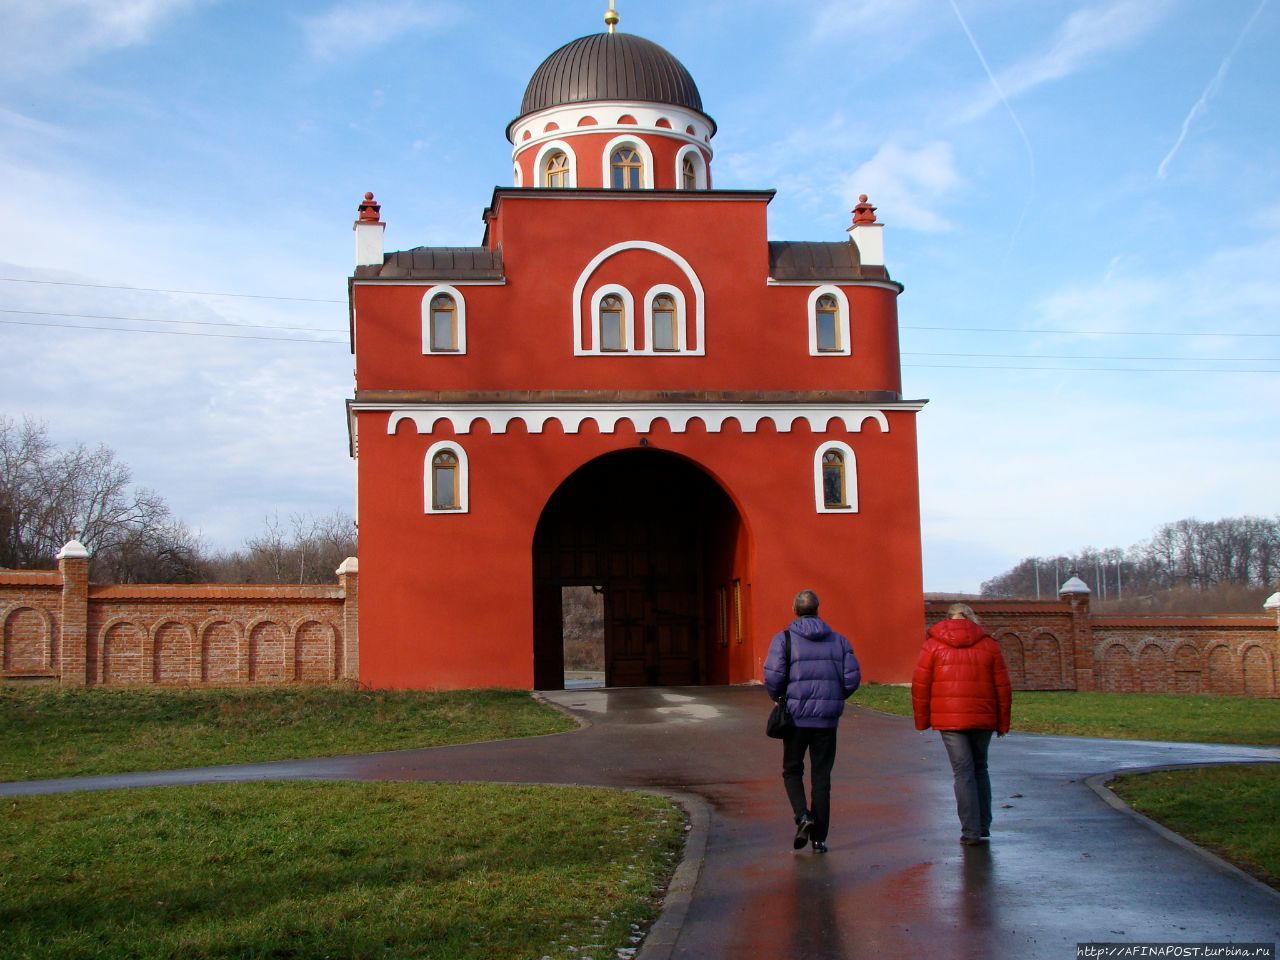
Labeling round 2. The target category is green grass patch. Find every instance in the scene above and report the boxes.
[851,684,1280,746]
[0,781,684,959]
[0,685,575,782]
[1110,764,1280,888]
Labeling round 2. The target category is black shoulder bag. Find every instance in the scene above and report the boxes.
[765,630,795,739]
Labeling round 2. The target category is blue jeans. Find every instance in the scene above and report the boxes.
[940,729,994,840]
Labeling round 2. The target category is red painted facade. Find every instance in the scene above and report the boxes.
[347,29,927,690]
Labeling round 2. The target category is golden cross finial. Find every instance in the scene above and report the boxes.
[604,0,620,33]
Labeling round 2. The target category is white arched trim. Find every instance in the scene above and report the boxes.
[424,440,469,514]
[814,441,858,514]
[601,135,655,190]
[674,145,708,190]
[590,284,635,353]
[533,139,577,188]
[382,404,910,436]
[642,285,688,353]
[573,241,705,355]
[807,285,851,356]
[421,284,467,355]
[512,162,523,187]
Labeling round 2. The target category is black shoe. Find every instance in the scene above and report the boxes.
[793,814,814,850]
[812,840,828,854]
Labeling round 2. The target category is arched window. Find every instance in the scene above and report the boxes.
[425,441,469,514]
[431,450,459,509]
[544,151,569,188]
[599,294,626,351]
[807,286,850,356]
[429,294,458,352]
[815,294,840,352]
[682,154,697,190]
[611,147,643,190]
[650,294,677,351]
[822,450,846,508]
[814,441,857,513]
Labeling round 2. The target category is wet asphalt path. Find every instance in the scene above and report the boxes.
[4,686,1278,959]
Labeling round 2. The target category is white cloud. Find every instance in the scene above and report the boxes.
[0,0,204,76]
[955,0,1174,123]
[846,142,963,232]
[301,0,461,61]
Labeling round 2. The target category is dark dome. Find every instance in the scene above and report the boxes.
[514,32,713,132]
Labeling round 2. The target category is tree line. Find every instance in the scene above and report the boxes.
[980,515,1280,613]
[0,415,355,584]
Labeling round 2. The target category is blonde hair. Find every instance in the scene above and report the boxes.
[946,603,980,624]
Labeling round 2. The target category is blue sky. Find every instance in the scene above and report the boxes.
[0,0,1276,592]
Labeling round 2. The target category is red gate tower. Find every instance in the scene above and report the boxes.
[346,8,926,690]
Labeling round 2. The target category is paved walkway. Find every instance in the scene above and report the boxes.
[5,686,1278,958]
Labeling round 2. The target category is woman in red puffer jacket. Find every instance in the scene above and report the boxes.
[912,603,1012,846]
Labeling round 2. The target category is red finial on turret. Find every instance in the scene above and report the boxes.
[851,194,879,226]
[358,191,382,223]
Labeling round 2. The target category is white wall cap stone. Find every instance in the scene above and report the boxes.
[1264,591,1280,611]
[57,539,90,560]
[1059,575,1091,596]
[336,557,359,576]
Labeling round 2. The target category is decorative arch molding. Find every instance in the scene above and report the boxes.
[573,241,705,355]
[387,404,894,436]
[532,139,578,188]
[510,101,715,165]
[808,284,852,356]
[1,603,56,671]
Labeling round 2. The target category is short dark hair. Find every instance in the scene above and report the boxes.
[793,589,819,617]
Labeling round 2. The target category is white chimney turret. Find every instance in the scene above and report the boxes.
[847,194,884,267]
[354,191,385,268]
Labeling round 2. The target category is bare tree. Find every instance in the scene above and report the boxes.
[0,415,189,578]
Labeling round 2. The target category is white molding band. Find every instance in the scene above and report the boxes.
[377,402,917,436]
[573,241,705,355]
[511,101,714,161]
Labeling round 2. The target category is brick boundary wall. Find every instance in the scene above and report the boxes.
[927,591,1279,698]
[0,545,358,687]
[4,546,1275,696]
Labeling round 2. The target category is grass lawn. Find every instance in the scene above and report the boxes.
[851,684,1280,746]
[0,685,575,782]
[0,781,685,960]
[1110,764,1280,888]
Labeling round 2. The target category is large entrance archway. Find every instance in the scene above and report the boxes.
[532,449,748,689]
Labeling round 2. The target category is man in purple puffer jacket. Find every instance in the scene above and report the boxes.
[764,589,861,853]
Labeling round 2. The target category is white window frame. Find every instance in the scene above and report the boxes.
[424,440,469,514]
[814,441,857,513]
[421,284,467,355]
[590,284,635,352]
[534,140,578,188]
[601,135,654,190]
[641,284,687,353]
[807,285,851,357]
[513,162,523,187]
[674,145,707,190]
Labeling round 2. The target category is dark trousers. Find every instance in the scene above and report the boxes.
[782,726,838,843]
[940,729,994,840]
